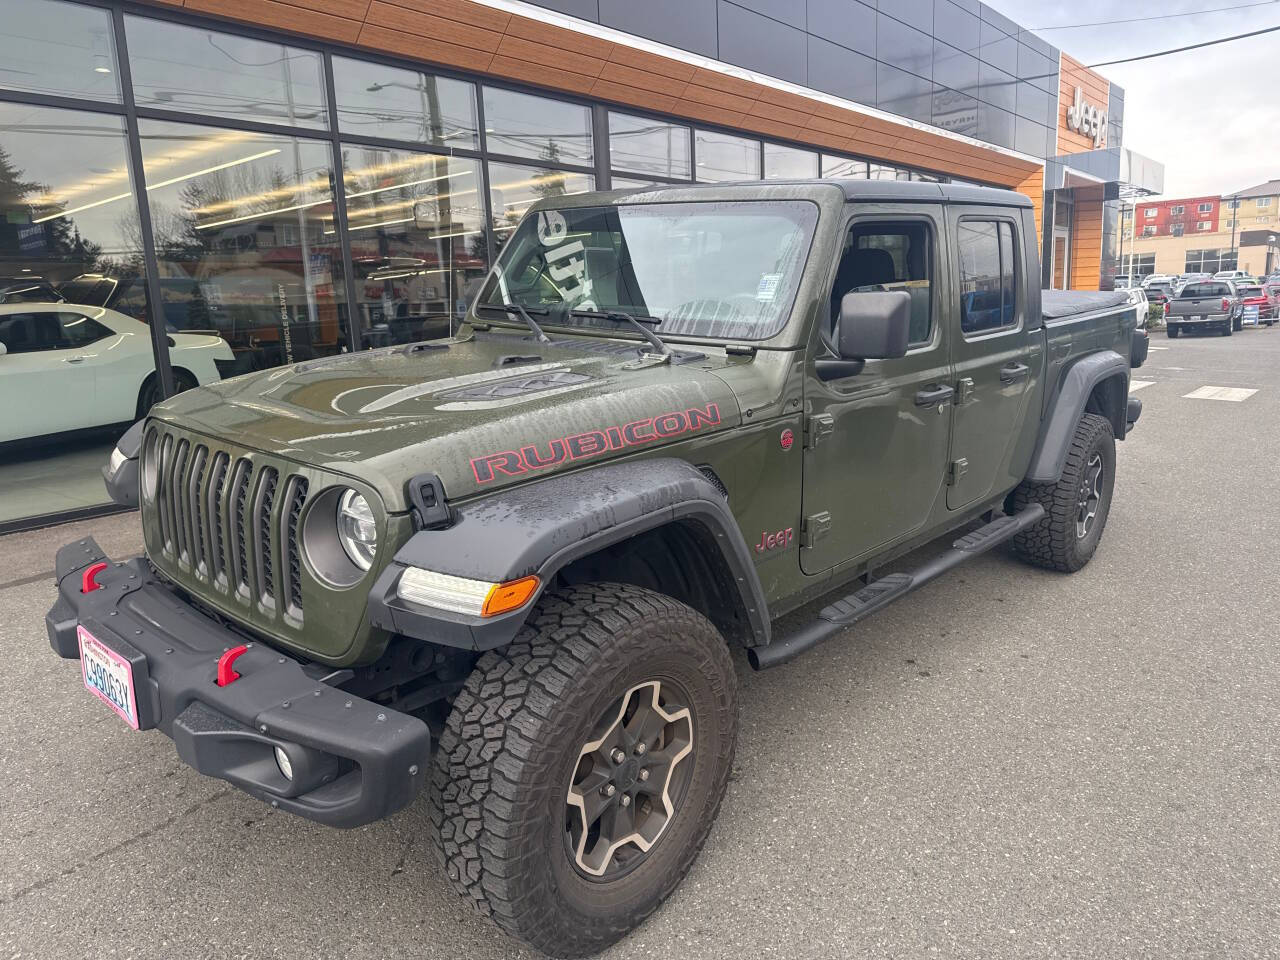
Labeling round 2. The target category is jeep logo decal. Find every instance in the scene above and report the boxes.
[471,403,721,484]
[1065,86,1107,148]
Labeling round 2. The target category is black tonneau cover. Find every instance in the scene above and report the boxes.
[1041,289,1131,321]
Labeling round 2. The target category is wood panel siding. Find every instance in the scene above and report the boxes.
[1056,53,1109,156]
[137,0,1045,193]
[1069,191,1105,291]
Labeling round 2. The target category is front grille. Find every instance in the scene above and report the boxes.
[147,428,310,623]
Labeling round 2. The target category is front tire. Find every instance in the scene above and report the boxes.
[1010,413,1116,572]
[431,583,738,958]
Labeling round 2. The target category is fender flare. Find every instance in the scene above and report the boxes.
[367,459,770,652]
[1025,350,1129,483]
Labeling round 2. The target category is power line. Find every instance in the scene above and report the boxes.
[1086,23,1280,68]
[1033,0,1278,31]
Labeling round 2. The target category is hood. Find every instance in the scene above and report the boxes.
[154,331,745,510]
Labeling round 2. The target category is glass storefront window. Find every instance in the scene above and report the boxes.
[125,16,328,129]
[0,102,150,523]
[342,146,486,346]
[482,88,593,165]
[332,57,477,149]
[138,119,344,374]
[822,155,868,178]
[0,0,120,102]
[869,164,900,180]
[609,113,691,180]
[695,130,760,182]
[764,143,819,179]
[611,177,670,190]
[488,161,594,248]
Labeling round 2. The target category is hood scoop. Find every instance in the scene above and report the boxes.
[438,369,594,401]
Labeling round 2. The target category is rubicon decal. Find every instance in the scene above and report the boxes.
[471,403,722,483]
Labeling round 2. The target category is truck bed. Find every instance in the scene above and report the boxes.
[1041,289,1132,323]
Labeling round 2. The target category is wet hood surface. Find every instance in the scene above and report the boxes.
[153,331,744,510]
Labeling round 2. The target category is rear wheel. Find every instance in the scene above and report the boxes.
[1223,322,1234,336]
[1010,413,1116,572]
[1167,325,1180,338]
[431,582,738,958]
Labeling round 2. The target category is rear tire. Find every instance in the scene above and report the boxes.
[431,582,738,958]
[1010,413,1116,572]
[1222,322,1233,337]
[1167,325,1180,338]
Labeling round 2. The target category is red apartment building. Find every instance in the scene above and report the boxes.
[1133,196,1221,238]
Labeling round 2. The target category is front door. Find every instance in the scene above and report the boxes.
[0,311,96,441]
[946,210,1040,510]
[801,207,954,574]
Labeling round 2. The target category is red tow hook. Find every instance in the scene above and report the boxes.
[80,561,109,594]
[216,645,249,686]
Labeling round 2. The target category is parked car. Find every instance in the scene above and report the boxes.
[1165,279,1241,337]
[0,277,64,304]
[1145,282,1174,307]
[1213,270,1255,283]
[1234,282,1275,326]
[48,180,1145,959]
[0,304,234,443]
[1142,273,1174,289]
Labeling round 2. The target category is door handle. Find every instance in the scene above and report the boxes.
[1000,362,1030,384]
[914,384,955,408]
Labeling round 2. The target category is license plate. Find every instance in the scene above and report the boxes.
[1191,315,1202,321]
[78,625,140,730]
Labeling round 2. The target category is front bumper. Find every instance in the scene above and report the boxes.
[45,537,430,828]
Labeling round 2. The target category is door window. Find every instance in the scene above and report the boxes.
[0,313,62,353]
[831,221,934,345]
[57,311,111,347]
[958,220,1018,335]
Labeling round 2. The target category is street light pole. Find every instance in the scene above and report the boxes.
[1230,194,1240,271]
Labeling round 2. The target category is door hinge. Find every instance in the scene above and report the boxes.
[804,413,834,449]
[954,377,976,405]
[800,511,832,547]
[947,458,969,486]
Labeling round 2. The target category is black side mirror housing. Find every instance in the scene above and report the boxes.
[817,290,912,380]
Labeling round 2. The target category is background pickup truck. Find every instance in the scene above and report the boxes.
[1166,278,1242,337]
[50,180,1144,959]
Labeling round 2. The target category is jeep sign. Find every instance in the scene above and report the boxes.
[1065,86,1107,148]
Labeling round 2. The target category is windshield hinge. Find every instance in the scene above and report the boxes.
[804,414,834,449]
[800,512,832,548]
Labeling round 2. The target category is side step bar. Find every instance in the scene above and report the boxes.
[748,503,1045,670]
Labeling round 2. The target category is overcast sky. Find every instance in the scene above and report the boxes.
[991,0,1279,200]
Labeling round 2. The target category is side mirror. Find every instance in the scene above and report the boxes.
[818,290,911,380]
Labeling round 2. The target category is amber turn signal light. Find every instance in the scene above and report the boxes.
[482,576,540,617]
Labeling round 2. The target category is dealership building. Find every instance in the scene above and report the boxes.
[0,0,1162,529]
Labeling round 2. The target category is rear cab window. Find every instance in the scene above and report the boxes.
[957,219,1018,335]
[1180,283,1229,298]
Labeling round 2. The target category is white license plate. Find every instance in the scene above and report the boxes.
[78,625,140,730]
[1191,315,1203,321]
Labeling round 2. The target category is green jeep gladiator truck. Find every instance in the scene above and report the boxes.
[48,180,1144,957]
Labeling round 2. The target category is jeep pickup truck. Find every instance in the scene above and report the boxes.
[47,180,1144,958]
[1166,277,1243,337]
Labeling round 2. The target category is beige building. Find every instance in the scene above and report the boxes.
[1120,179,1280,279]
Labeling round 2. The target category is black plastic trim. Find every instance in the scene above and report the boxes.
[1026,350,1129,482]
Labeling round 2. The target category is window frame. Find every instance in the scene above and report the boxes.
[954,214,1022,340]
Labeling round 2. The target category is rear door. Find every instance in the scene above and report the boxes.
[946,208,1040,510]
[801,204,953,573]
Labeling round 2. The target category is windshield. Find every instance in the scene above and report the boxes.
[477,201,819,341]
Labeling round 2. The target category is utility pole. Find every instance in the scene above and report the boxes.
[1229,194,1240,271]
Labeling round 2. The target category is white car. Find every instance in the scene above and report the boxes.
[0,304,233,443]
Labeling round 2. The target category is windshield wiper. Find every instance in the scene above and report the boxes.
[567,308,671,356]
[498,302,550,343]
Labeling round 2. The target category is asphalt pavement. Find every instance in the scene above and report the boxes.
[2,324,1278,959]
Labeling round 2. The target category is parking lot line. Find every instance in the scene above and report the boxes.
[1129,380,1155,392]
[1182,386,1258,402]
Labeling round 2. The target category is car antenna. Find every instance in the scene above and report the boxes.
[503,302,551,343]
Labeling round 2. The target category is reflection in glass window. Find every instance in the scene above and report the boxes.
[126,16,327,129]
[611,177,669,190]
[695,130,760,182]
[764,143,819,180]
[957,220,1017,335]
[0,0,120,102]
[609,113,690,179]
[139,119,344,374]
[341,146,487,347]
[833,221,933,343]
[869,164,899,180]
[822,155,868,178]
[0,102,160,522]
[332,57,477,148]
[488,161,594,249]
[482,88,593,165]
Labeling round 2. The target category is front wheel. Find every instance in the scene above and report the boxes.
[1010,413,1116,572]
[431,583,738,957]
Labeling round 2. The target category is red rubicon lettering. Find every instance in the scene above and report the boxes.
[469,402,722,483]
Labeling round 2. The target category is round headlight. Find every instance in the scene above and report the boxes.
[336,489,377,571]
